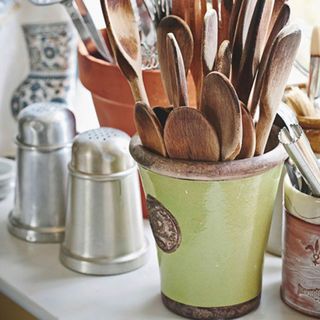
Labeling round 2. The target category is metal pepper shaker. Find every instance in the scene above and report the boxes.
[8,102,76,243]
[60,128,148,275]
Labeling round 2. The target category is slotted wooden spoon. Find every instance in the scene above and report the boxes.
[101,0,149,104]
[157,15,194,105]
[201,71,242,161]
[134,102,167,156]
[255,25,301,155]
[164,107,220,161]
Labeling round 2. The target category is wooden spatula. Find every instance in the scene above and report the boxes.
[100,0,148,104]
[202,9,218,78]
[166,33,189,108]
[153,106,173,128]
[220,0,233,45]
[164,107,220,161]
[214,40,232,78]
[135,102,167,157]
[172,0,190,25]
[157,15,194,105]
[229,0,244,44]
[234,0,267,104]
[237,103,256,159]
[249,3,290,116]
[201,71,242,161]
[255,25,301,155]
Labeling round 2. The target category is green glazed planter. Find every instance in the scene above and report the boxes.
[130,130,286,320]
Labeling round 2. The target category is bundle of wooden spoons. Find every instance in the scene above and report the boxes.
[101,0,301,162]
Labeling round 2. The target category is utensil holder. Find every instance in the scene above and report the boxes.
[281,175,320,317]
[130,128,286,320]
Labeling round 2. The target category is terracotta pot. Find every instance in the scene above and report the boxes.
[281,175,320,317]
[77,30,197,136]
[130,128,286,320]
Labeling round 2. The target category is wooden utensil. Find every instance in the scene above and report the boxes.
[172,0,190,25]
[164,107,220,161]
[229,0,244,44]
[235,0,267,104]
[237,103,256,159]
[166,33,189,108]
[189,0,207,106]
[214,40,232,78]
[157,15,194,105]
[220,0,233,45]
[308,26,320,104]
[249,3,290,116]
[202,9,218,78]
[255,25,301,155]
[134,102,167,156]
[201,72,242,161]
[101,0,149,104]
[231,0,248,83]
[268,0,286,35]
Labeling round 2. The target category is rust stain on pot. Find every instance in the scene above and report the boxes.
[147,195,181,253]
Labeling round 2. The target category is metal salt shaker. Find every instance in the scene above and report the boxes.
[60,128,148,275]
[8,102,76,243]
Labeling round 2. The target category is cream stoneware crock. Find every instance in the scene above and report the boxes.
[130,129,287,320]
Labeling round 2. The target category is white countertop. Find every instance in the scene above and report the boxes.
[0,192,314,320]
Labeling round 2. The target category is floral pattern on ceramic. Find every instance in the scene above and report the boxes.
[282,176,320,317]
[11,22,76,117]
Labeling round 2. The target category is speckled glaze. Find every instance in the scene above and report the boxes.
[282,176,320,317]
[130,130,286,320]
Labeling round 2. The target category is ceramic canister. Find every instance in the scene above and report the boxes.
[281,175,320,318]
[130,129,286,320]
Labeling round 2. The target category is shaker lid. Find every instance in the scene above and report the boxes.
[17,102,76,148]
[71,128,135,175]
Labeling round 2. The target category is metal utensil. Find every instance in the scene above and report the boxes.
[101,0,149,104]
[279,124,320,197]
[28,0,113,62]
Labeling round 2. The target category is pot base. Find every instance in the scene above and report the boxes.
[161,293,261,320]
[7,211,64,243]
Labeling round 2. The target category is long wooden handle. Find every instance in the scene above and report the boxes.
[130,74,150,105]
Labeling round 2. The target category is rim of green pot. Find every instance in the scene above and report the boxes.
[130,128,287,181]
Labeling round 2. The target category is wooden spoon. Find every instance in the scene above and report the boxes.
[157,15,194,105]
[220,0,233,45]
[172,0,190,25]
[214,40,232,78]
[100,0,149,104]
[189,0,207,106]
[268,0,286,36]
[134,102,167,156]
[166,33,189,108]
[202,9,218,78]
[201,71,242,161]
[255,25,301,155]
[229,0,244,44]
[231,0,248,83]
[164,107,220,161]
[249,3,290,116]
[237,103,256,159]
[234,0,267,104]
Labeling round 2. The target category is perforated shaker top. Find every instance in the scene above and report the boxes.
[17,102,76,147]
[71,128,135,175]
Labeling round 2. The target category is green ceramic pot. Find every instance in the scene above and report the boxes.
[130,130,286,320]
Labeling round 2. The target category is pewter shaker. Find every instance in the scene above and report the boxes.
[60,128,148,275]
[8,102,76,243]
